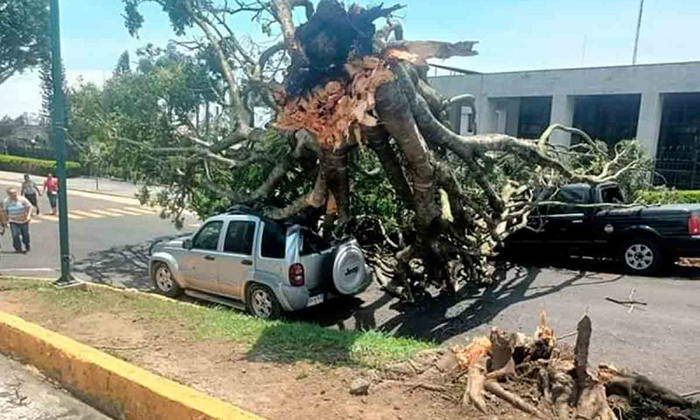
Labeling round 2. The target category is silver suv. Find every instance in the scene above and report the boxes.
[148,208,372,318]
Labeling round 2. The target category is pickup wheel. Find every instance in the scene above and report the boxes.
[152,262,182,297]
[619,237,663,276]
[246,284,281,320]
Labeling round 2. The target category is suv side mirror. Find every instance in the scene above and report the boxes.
[183,239,193,250]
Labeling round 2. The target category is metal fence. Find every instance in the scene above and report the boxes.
[654,145,700,190]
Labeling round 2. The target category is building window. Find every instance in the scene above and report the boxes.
[572,94,641,147]
[517,97,552,139]
[655,93,700,189]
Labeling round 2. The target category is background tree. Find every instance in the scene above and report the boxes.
[0,0,49,86]
[114,51,132,76]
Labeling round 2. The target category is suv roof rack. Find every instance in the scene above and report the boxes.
[226,205,263,217]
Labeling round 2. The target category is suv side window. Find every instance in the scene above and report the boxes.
[261,221,286,259]
[193,221,223,251]
[224,221,256,255]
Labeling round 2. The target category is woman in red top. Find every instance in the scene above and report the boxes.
[43,174,59,215]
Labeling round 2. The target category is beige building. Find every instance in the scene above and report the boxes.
[430,61,700,189]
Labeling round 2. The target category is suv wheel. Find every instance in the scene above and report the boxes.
[620,237,662,275]
[247,284,281,319]
[152,262,182,297]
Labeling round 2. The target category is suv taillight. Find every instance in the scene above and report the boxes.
[289,263,305,287]
[689,215,700,235]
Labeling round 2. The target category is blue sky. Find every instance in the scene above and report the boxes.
[3,0,700,117]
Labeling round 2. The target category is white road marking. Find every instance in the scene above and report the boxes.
[0,268,56,272]
[71,210,105,219]
[107,208,143,216]
[91,209,125,217]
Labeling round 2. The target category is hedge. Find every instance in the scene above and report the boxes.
[637,189,700,205]
[0,154,82,178]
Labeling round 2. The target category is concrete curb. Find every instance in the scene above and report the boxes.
[0,309,264,420]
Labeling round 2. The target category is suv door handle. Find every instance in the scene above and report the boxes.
[204,255,216,261]
[241,259,253,266]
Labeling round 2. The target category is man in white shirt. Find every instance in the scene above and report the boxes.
[2,187,33,253]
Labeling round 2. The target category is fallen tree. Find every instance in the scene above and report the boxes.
[120,0,651,299]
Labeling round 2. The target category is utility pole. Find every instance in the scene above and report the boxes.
[49,0,74,285]
[632,0,645,65]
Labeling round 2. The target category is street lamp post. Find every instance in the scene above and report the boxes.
[48,0,73,285]
[632,0,645,65]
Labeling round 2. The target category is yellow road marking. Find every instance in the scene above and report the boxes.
[30,219,41,224]
[67,214,85,220]
[91,209,124,217]
[107,208,143,216]
[37,215,58,222]
[124,207,157,215]
[71,210,104,219]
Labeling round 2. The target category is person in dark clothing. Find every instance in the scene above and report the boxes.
[21,174,42,215]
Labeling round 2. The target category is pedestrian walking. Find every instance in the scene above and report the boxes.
[21,174,42,215]
[3,187,32,253]
[43,173,58,215]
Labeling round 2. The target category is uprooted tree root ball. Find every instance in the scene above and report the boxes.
[375,312,698,420]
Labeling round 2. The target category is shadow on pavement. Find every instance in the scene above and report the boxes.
[292,264,626,344]
[73,241,161,290]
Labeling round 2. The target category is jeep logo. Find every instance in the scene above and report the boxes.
[344,266,359,276]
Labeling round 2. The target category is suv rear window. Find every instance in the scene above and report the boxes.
[301,230,331,256]
[261,221,286,259]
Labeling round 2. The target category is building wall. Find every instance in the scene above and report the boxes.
[429,61,700,160]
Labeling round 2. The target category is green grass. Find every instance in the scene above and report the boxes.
[0,278,433,367]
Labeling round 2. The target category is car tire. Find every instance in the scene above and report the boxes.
[246,283,281,320]
[619,237,663,276]
[152,262,182,297]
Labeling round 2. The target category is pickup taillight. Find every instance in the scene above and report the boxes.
[289,263,305,287]
[688,215,700,235]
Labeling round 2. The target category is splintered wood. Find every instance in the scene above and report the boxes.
[275,57,394,149]
[444,312,693,419]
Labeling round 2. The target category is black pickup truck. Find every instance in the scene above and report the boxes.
[503,182,700,274]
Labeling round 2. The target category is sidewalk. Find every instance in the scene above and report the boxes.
[0,170,162,199]
[0,354,112,420]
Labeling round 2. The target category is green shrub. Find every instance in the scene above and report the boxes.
[637,189,700,205]
[0,154,82,178]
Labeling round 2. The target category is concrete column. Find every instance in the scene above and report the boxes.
[505,97,521,136]
[636,92,663,160]
[476,96,496,134]
[549,94,575,147]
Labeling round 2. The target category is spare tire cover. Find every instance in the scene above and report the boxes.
[332,243,367,295]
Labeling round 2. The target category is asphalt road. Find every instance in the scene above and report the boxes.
[0,354,112,420]
[0,179,197,287]
[0,179,697,395]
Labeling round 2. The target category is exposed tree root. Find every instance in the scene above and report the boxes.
[485,380,548,419]
[384,314,692,420]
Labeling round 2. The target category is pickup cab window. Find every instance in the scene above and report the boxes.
[261,221,286,259]
[224,221,256,255]
[193,221,223,251]
[600,186,625,204]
